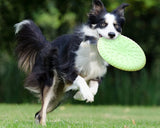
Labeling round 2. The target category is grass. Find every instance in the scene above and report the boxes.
[0,104,160,128]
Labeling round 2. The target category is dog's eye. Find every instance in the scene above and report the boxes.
[114,23,118,28]
[100,23,108,27]
[114,23,122,33]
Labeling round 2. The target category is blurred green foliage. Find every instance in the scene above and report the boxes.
[0,0,160,105]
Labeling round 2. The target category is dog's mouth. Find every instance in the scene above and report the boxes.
[99,33,117,40]
[99,34,102,38]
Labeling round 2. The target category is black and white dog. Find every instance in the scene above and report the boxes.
[15,0,128,125]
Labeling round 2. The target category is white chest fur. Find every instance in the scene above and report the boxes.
[75,41,108,81]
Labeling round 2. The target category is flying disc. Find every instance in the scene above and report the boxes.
[97,35,146,71]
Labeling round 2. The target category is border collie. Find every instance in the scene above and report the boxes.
[14,0,129,125]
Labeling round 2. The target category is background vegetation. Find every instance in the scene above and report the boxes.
[0,0,160,105]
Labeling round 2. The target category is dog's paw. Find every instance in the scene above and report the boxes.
[89,81,99,96]
[72,75,94,103]
[80,86,94,103]
[73,91,85,101]
[35,111,46,126]
[35,112,41,124]
[40,119,46,126]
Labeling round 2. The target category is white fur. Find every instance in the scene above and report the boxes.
[81,25,99,38]
[89,80,99,96]
[72,79,99,101]
[25,87,40,93]
[65,75,94,102]
[14,20,30,34]
[40,85,54,125]
[75,41,108,81]
[73,91,85,101]
[96,13,120,39]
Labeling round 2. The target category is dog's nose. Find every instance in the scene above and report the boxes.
[108,32,115,38]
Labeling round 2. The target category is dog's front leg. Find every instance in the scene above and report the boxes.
[66,75,94,102]
[73,80,99,101]
[88,80,99,96]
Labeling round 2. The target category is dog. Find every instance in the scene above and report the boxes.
[14,0,129,125]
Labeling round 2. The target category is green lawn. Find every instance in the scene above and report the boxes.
[0,104,160,128]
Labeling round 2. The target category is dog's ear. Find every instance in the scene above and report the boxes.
[112,3,129,17]
[90,0,105,15]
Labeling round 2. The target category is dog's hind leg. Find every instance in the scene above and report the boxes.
[35,72,57,125]
[35,85,55,125]
[46,82,65,113]
[46,98,62,113]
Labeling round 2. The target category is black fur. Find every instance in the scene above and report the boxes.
[112,3,129,32]
[51,34,82,82]
[15,20,50,72]
[88,0,107,25]
[84,36,97,44]
[16,25,83,93]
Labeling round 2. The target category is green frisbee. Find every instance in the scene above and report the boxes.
[97,35,146,71]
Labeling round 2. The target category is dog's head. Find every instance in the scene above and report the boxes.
[87,0,129,39]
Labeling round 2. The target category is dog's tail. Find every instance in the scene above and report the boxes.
[14,20,50,73]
